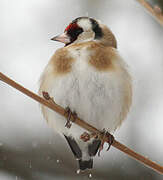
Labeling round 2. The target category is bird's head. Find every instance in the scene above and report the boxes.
[51,17,117,48]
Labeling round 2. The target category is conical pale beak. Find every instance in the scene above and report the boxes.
[51,33,70,44]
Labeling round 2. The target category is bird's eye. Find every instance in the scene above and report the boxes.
[76,28,83,34]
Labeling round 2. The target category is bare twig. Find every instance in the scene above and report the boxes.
[0,72,163,174]
[137,0,163,26]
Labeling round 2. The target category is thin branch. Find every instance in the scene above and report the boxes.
[137,0,163,26]
[0,72,163,174]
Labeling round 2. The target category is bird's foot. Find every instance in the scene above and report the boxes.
[80,131,99,142]
[98,129,114,156]
[80,132,91,142]
[42,91,56,104]
[106,132,114,151]
[64,107,77,129]
[98,129,107,156]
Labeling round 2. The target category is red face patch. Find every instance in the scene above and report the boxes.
[64,23,79,32]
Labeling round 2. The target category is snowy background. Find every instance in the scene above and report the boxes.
[0,0,163,179]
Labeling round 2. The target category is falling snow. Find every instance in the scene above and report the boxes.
[88,173,92,178]
[76,169,80,174]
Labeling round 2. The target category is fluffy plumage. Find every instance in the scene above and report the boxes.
[39,17,132,171]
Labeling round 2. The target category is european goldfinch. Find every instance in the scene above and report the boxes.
[39,17,132,171]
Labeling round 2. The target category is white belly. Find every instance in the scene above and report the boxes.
[41,62,131,139]
[39,47,132,140]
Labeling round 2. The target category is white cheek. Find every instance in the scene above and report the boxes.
[75,31,95,43]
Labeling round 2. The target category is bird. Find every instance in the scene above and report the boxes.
[39,17,132,172]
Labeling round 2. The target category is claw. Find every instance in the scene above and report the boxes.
[80,132,90,142]
[106,132,114,151]
[64,107,72,128]
[97,130,114,156]
[98,129,107,156]
[42,91,56,104]
[42,91,50,100]
[64,107,77,129]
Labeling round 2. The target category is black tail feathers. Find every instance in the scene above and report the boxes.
[64,135,101,171]
[64,135,82,159]
[78,159,93,171]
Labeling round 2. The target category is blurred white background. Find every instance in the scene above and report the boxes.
[0,0,163,179]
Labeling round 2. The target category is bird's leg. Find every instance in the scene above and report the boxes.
[64,107,72,128]
[80,131,104,143]
[64,107,77,129]
[80,132,91,142]
[97,130,114,156]
[106,132,114,151]
[98,129,107,156]
[80,131,99,142]
[42,92,77,129]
